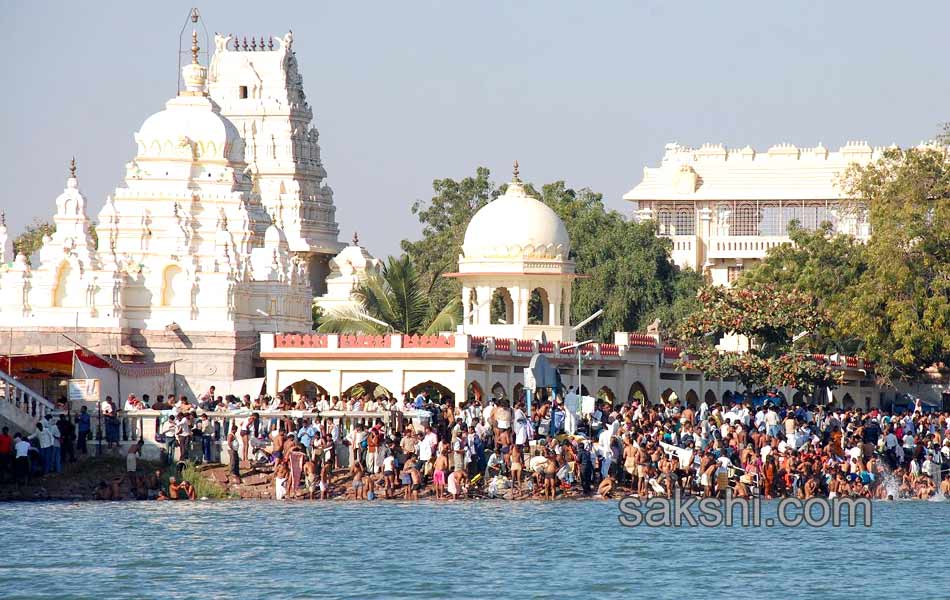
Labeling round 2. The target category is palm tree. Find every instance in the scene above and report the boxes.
[318,255,460,335]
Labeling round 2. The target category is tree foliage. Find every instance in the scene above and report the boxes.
[839,147,950,382]
[400,167,497,318]
[12,219,55,259]
[738,222,867,355]
[318,255,459,335]
[676,285,844,395]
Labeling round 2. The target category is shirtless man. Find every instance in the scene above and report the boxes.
[657,455,673,498]
[351,461,366,500]
[598,475,615,499]
[699,454,716,498]
[408,457,422,500]
[320,459,332,500]
[303,458,318,500]
[179,480,197,500]
[622,437,638,492]
[145,469,162,500]
[274,460,290,500]
[433,452,449,499]
[543,451,558,500]
[168,477,181,500]
[447,468,466,499]
[636,443,651,497]
[493,402,511,450]
[509,444,524,489]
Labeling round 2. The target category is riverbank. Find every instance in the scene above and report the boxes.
[2,455,946,503]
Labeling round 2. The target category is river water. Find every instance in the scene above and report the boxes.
[1,499,948,599]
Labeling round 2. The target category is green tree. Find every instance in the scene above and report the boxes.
[676,285,844,395]
[318,255,460,335]
[400,167,497,318]
[841,147,950,382]
[533,181,702,341]
[12,219,55,258]
[738,222,867,355]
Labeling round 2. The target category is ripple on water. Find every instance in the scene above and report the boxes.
[0,500,949,599]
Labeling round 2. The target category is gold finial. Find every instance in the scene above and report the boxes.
[512,160,521,182]
[352,231,360,246]
[70,156,77,178]
[191,30,199,64]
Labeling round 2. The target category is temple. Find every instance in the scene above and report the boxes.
[0,27,345,392]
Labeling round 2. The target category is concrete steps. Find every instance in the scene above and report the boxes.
[0,370,58,435]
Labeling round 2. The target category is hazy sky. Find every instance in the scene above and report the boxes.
[3,1,949,258]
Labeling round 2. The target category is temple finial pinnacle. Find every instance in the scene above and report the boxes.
[69,156,77,179]
[352,231,360,246]
[191,30,200,64]
[512,160,521,182]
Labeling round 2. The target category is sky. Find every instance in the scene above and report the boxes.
[2,1,949,259]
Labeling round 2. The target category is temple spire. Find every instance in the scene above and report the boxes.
[69,156,77,179]
[191,30,199,64]
[352,231,359,246]
[512,160,521,182]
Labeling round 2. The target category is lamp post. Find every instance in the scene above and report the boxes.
[562,339,595,398]
[568,308,604,397]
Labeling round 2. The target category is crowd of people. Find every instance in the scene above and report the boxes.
[5,383,950,504]
[149,386,950,502]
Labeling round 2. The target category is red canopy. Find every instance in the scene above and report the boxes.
[0,348,172,379]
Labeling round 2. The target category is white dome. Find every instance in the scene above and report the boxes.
[462,181,570,259]
[136,95,244,163]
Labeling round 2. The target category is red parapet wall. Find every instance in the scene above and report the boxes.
[275,333,329,348]
[600,343,620,356]
[539,342,554,353]
[470,336,486,349]
[663,346,681,359]
[494,338,511,351]
[628,333,657,348]
[516,340,534,353]
[558,342,575,355]
[339,334,391,348]
[402,334,454,349]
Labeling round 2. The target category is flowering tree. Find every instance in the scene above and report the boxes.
[675,285,844,396]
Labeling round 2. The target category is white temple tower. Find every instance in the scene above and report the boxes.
[0,29,314,391]
[208,31,343,296]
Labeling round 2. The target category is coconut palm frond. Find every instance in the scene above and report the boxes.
[424,296,462,335]
[316,304,389,334]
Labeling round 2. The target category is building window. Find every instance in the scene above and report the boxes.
[239,85,248,99]
[657,208,673,235]
[674,208,695,235]
[731,203,758,236]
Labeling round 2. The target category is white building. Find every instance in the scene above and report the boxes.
[0,28,341,394]
[625,142,875,286]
